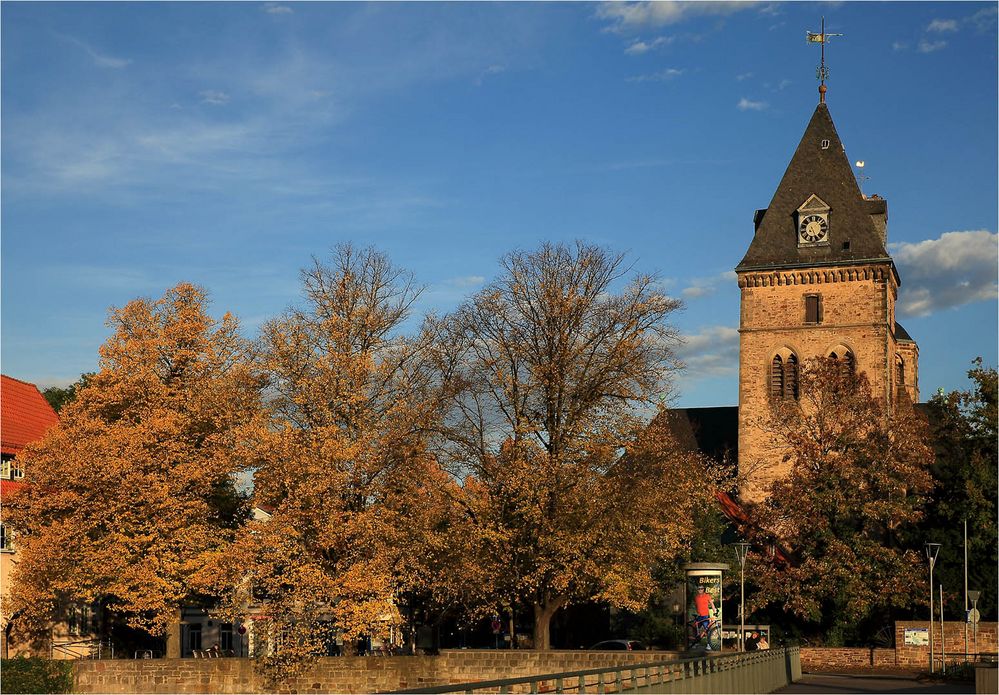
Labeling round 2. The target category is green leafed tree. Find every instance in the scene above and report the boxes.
[41,373,95,413]
[919,359,998,620]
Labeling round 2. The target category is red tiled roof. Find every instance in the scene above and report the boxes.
[1,479,25,497]
[1,375,60,456]
[714,490,792,566]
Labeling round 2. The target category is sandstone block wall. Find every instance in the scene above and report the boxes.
[736,263,916,502]
[73,649,680,694]
[894,621,997,667]
[799,647,895,670]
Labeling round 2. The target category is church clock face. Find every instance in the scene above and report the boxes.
[798,214,829,244]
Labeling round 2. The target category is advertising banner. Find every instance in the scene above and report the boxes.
[685,568,723,652]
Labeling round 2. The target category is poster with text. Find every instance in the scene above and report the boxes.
[686,569,723,652]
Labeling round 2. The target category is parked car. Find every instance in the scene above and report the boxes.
[588,639,646,651]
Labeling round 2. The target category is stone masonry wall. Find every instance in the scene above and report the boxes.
[73,649,680,694]
[800,647,895,670]
[737,264,899,501]
[894,621,997,667]
[799,622,998,672]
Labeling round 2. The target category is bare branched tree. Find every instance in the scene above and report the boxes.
[429,242,712,649]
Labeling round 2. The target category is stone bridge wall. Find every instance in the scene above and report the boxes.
[73,649,680,694]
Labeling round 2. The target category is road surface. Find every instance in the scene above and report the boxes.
[776,671,973,694]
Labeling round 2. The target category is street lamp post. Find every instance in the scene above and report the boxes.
[925,542,941,673]
[734,542,750,653]
[968,590,981,662]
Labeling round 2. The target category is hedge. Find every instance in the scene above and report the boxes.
[0,656,74,693]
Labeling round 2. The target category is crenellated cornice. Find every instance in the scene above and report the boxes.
[737,262,894,289]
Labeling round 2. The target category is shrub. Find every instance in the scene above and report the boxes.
[0,656,74,694]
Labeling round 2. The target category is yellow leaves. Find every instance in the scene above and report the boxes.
[7,283,262,639]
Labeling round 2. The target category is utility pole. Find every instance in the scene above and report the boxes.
[925,542,941,673]
[964,519,969,662]
[940,584,946,674]
[734,542,750,652]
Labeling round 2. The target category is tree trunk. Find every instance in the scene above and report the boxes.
[532,598,564,651]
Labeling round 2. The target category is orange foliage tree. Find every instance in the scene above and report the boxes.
[751,358,934,635]
[4,284,264,650]
[208,246,449,677]
[429,242,716,650]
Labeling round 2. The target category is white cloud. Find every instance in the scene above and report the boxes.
[448,275,485,288]
[892,40,908,51]
[263,3,293,14]
[918,39,948,53]
[62,35,131,69]
[626,68,684,83]
[737,97,767,111]
[969,6,998,32]
[474,65,506,86]
[675,325,741,378]
[681,271,737,299]
[891,231,998,317]
[624,36,674,54]
[597,1,761,33]
[735,72,754,81]
[199,90,231,105]
[927,19,958,33]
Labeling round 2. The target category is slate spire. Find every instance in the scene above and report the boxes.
[737,103,890,271]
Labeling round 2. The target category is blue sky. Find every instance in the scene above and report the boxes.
[2,1,997,407]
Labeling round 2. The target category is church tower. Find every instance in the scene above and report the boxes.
[735,100,919,503]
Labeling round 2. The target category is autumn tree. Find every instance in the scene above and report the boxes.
[919,359,998,620]
[430,241,715,650]
[4,284,263,652]
[751,357,934,640]
[210,246,448,678]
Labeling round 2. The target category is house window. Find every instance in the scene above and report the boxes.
[221,623,234,653]
[67,604,91,636]
[805,295,822,324]
[1,456,23,480]
[896,356,906,397]
[0,524,12,552]
[187,623,203,654]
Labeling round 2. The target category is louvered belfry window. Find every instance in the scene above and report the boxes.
[770,355,784,399]
[784,354,799,400]
[831,350,855,378]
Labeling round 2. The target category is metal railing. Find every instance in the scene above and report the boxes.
[391,647,801,694]
[51,637,112,660]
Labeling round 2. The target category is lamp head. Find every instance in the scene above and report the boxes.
[968,590,981,602]
[924,542,941,562]
[733,542,751,565]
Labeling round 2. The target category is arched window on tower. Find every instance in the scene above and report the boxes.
[829,348,856,379]
[896,355,906,399]
[771,351,800,401]
[771,355,784,400]
[784,354,799,400]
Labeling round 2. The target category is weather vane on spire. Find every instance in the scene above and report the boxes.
[807,17,844,104]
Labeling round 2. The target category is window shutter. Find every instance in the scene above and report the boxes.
[770,355,784,399]
[805,295,821,323]
[785,354,799,400]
